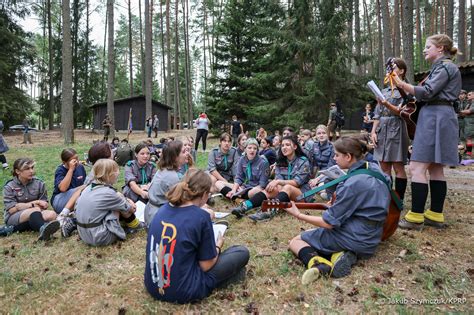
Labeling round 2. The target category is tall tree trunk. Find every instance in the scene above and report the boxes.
[166,0,173,129]
[354,0,361,75]
[106,0,115,136]
[347,0,354,71]
[101,12,107,100]
[72,0,79,128]
[145,0,152,119]
[416,0,424,71]
[377,0,384,87]
[393,0,401,57]
[202,0,207,106]
[447,0,454,35]
[62,0,74,144]
[458,0,467,63]
[160,0,167,104]
[128,0,133,96]
[363,0,373,75]
[380,0,393,61]
[84,0,90,128]
[183,0,193,128]
[48,0,54,130]
[174,0,181,129]
[402,0,414,82]
[470,0,474,60]
[439,0,445,34]
[139,0,146,95]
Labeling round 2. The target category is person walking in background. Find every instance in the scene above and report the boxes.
[102,114,112,142]
[195,112,210,152]
[327,103,338,141]
[152,114,159,138]
[460,91,474,159]
[230,115,243,147]
[0,120,9,169]
[146,116,153,138]
[21,117,33,144]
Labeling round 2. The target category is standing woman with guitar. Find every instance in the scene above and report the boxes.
[393,34,461,230]
[371,58,410,202]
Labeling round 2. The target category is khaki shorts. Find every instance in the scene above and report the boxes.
[328,121,341,133]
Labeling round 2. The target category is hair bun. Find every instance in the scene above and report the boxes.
[449,47,458,56]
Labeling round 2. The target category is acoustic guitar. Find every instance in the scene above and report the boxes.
[384,57,422,140]
[261,197,401,241]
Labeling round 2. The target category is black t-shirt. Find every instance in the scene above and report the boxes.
[231,120,241,135]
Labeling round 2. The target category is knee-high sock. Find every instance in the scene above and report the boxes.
[395,177,408,201]
[298,246,319,267]
[28,212,45,231]
[276,192,290,202]
[247,191,267,208]
[220,186,232,196]
[429,180,447,213]
[411,182,428,214]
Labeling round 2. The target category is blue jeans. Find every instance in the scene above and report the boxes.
[52,187,80,214]
[208,245,249,288]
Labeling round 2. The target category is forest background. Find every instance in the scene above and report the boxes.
[1,0,473,143]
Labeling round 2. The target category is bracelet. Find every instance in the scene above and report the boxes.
[31,203,34,208]
[216,245,222,255]
[297,212,302,220]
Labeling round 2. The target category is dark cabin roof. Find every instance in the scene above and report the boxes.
[90,95,172,110]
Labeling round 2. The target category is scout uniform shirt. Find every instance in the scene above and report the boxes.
[122,160,157,201]
[75,183,132,246]
[275,156,311,193]
[207,146,239,181]
[234,154,270,189]
[312,140,335,171]
[3,177,48,224]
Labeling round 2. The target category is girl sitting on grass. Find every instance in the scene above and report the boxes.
[144,140,187,227]
[144,169,249,304]
[75,159,143,246]
[122,142,157,203]
[228,138,270,216]
[285,137,390,284]
[1,158,59,241]
[51,148,87,214]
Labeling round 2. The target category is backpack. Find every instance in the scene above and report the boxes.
[115,143,134,166]
[335,111,345,127]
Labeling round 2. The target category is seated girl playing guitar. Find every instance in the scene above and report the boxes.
[284,137,391,284]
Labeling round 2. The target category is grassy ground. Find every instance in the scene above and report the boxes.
[0,129,473,313]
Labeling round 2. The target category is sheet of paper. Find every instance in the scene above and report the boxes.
[367,80,385,101]
[135,201,146,223]
[214,212,231,219]
[318,165,347,180]
[213,224,227,243]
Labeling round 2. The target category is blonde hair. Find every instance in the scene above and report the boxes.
[316,124,328,133]
[427,34,458,56]
[176,136,194,167]
[166,169,212,206]
[92,159,119,184]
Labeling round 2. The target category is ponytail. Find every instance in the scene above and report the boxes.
[166,169,212,206]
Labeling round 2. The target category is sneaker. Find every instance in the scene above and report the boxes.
[331,251,357,278]
[248,210,274,222]
[124,221,146,235]
[0,225,15,237]
[61,217,77,238]
[424,218,447,229]
[398,218,424,231]
[231,203,247,219]
[206,197,216,207]
[38,220,60,241]
[301,267,320,285]
[2,163,8,170]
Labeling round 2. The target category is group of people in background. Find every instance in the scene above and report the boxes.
[0,33,468,305]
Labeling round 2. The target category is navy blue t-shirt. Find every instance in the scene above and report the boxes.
[144,203,217,304]
[51,164,86,202]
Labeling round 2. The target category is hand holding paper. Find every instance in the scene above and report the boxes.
[367,80,385,101]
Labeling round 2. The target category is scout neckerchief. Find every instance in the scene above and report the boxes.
[244,157,253,184]
[287,156,297,180]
